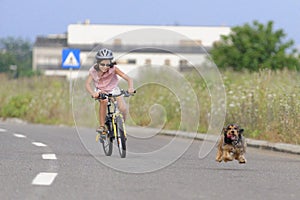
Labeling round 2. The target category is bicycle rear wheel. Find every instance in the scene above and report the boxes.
[115,115,126,158]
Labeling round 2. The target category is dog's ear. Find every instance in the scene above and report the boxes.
[223,127,227,135]
[239,128,244,134]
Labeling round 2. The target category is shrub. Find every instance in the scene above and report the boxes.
[1,94,32,118]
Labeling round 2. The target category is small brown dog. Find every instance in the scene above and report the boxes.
[216,124,247,164]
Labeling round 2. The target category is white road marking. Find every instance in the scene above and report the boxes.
[32,172,57,186]
[13,133,27,138]
[1,128,59,186]
[42,154,57,160]
[32,142,47,147]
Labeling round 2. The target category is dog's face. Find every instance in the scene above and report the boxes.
[223,124,244,142]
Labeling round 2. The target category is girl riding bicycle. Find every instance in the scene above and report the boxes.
[85,48,135,137]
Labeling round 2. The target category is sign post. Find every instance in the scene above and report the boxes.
[61,49,81,103]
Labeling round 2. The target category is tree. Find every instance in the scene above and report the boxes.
[0,37,33,76]
[0,53,17,72]
[210,20,300,71]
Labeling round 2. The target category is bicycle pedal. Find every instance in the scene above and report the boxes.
[100,134,106,139]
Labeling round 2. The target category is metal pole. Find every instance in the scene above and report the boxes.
[69,68,72,104]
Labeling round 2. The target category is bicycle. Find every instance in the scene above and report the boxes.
[94,89,135,158]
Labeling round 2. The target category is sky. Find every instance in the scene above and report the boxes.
[0,0,300,49]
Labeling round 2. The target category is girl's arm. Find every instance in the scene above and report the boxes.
[115,67,134,93]
[85,74,99,98]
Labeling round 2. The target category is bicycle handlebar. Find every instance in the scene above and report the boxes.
[93,89,136,100]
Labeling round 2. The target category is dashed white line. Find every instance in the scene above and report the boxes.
[32,142,47,147]
[42,154,57,160]
[13,133,27,138]
[32,172,57,186]
[1,127,59,186]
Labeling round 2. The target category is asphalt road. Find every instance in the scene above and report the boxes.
[0,122,299,200]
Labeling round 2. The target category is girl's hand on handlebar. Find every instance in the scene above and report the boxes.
[128,88,135,94]
[92,92,100,98]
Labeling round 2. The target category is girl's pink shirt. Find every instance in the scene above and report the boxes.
[89,64,119,92]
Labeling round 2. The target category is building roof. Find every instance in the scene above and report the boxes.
[34,35,67,47]
[67,24,231,46]
[33,24,229,54]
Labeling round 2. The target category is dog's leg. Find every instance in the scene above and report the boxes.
[234,148,246,163]
[238,154,247,164]
[223,151,233,162]
[216,151,223,162]
[216,155,222,162]
[238,138,247,164]
[222,145,234,162]
[215,139,223,162]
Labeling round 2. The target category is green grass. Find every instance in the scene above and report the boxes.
[0,75,72,125]
[221,68,300,144]
[0,68,299,145]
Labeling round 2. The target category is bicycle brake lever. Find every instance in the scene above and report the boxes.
[124,90,136,97]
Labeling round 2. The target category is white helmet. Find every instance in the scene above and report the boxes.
[95,48,113,60]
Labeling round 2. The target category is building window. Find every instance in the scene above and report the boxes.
[179,59,188,66]
[164,59,171,66]
[114,39,122,46]
[127,59,136,64]
[145,59,151,65]
[179,40,202,46]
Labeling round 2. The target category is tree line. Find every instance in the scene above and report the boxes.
[210,20,300,71]
[1,20,299,77]
[0,37,36,77]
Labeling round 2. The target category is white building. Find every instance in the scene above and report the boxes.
[32,22,231,79]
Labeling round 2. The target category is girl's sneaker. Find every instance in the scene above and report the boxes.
[96,126,107,142]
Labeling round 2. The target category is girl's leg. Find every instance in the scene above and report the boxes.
[116,96,127,121]
[97,99,108,132]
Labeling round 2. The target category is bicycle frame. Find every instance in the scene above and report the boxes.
[106,96,127,139]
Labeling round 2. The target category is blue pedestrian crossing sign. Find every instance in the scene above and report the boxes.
[62,49,80,69]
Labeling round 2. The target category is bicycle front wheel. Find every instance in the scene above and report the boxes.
[115,115,126,158]
[101,135,113,156]
[100,125,113,156]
